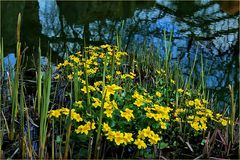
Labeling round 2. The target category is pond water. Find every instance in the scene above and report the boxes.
[1,0,239,111]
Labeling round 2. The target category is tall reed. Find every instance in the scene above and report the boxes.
[63,81,73,159]
[20,74,26,158]
[39,53,52,159]
[10,13,22,140]
[228,85,236,143]
[94,53,108,159]
[37,40,42,114]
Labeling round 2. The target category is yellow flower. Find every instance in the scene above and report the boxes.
[174,108,186,117]
[104,109,113,118]
[114,131,124,145]
[63,60,70,66]
[106,130,115,141]
[134,99,145,107]
[77,71,84,76]
[194,98,202,107]
[48,110,61,118]
[91,122,96,129]
[111,100,118,109]
[186,100,195,106]
[106,75,111,80]
[71,112,83,122]
[219,118,228,126]
[81,85,95,94]
[54,74,60,80]
[134,139,147,149]
[59,108,69,115]
[56,63,63,70]
[170,79,175,84]
[81,80,86,85]
[120,108,134,121]
[75,121,95,135]
[92,97,101,108]
[67,74,73,80]
[101,44,111,49]
[177,88,184,93]
[190,121,200,131]
[175,117,181,122]
[123,133,134,144]
[102,123,111,132]
[132,91,145,107]
[70,56,80,63]
[129,72,136,78]
[156,91,162,97]
[94,81,103,87]
[75,101,83,108]
[148,133,161,145]
[116,71,121,75]
[81,86,87,93]
[105,84,122,95]
[202,99,208,104]
[141,127,153,137]
[160,122,167,129]
[75,125,90,135]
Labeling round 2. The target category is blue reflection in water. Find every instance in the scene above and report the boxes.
[3,53,16,79]
[3,0,237,110]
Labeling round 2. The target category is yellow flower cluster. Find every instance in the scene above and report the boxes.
[55,45,128,83]
[145,104,172,129]
[187,115,207,131]
[51,44,231,151]
[135,126,161,149]
[174,98,229,131]
[120,72,136,80]
[103,100,118,118]
[48,108,83,122]
[132,91,145,107]
[212,113,229,126]
[105,84,122,99]
[102,123,134,145]
[174,108,186,122]
[75,121,96,135]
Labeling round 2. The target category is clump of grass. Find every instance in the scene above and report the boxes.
[47,44,231,159]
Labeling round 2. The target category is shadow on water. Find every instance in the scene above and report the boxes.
[1,0,239,111]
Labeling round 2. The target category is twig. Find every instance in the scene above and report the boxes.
[193,154,203,160]
[159,155,168,160]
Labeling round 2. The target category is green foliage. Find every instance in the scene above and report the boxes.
[48,44,230,159]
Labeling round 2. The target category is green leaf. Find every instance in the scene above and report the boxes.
[201,139,206,145]
[173,141,177,146]
[159,142,169,149]
[56,135,61,144]
[152,123,160,129]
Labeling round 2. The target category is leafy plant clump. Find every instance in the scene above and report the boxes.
[49,44,229,159]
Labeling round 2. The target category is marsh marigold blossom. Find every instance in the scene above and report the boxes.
[120,108,135,121]
[134,139,147,149]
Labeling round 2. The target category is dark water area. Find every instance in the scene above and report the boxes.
[1,0,239,112]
